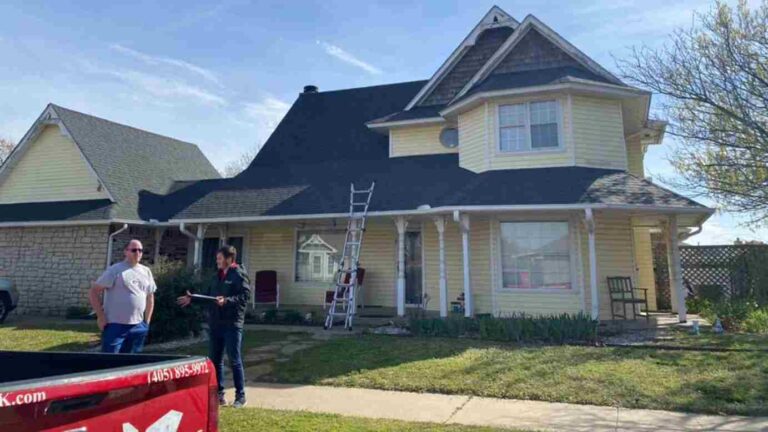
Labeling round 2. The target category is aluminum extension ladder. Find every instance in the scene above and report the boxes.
[324,182,375,330]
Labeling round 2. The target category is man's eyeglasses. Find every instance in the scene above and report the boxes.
[129,248,144,253]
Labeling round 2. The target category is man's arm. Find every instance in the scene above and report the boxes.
[89,283,108,331]
[145,293,155,324]
[223,273,251,307]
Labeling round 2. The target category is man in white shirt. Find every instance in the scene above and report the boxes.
[89,239,157,353]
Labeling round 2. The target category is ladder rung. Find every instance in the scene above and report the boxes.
[352,189,373,194]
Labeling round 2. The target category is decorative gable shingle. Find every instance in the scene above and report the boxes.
[421,27,514,106]
[491,28,582,74]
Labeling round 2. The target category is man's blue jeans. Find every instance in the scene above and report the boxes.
[209,325,245,398]
[101,322,149,353]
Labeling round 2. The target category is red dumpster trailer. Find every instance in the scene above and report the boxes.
[0,351,218,432]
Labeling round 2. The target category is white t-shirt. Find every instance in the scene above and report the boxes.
[96,261,157,325]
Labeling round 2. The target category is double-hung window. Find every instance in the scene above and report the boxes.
[499,221,572,290]
[498,100,560,152]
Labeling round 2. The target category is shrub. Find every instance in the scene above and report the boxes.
[148,259,206,343]
[686,296,712,315]
[409,313,597,344]
[743,308,768,334]
[700,298,758,332]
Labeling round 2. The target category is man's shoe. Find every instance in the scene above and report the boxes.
[218,393,228,406]
[232,395,247,408]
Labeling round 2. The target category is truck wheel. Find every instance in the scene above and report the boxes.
[0,296,8,324]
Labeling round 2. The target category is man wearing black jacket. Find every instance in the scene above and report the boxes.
[177,245,251,407]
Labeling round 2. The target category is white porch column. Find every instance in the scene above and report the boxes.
[667,215,687,322]
[217,225,228,246]
[455,212,473,317]
[153,227,165,263]
[394,216,408,317]
[194,224,208,268]
[433,216,449,318]
[584,209,599,320]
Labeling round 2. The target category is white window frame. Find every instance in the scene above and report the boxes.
[496,219,578,293]
[497,100,564,155]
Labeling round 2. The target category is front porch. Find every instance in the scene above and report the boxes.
[175,207,705,323]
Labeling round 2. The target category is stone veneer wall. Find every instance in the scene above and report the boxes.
[0,225,109,315]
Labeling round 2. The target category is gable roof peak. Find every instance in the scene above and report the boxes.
[404,6,519,110]
[449,14,626,104]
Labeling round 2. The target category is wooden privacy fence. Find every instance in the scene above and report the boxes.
[680,244,768,305]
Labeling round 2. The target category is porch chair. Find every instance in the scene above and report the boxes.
[324,268,366,311]
[607,276,649,322]
[253,270,280,309]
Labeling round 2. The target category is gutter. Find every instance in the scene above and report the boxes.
[105,223,129,269]
[168,203,715,225]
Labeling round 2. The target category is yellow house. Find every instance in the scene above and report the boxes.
[151,6,711,323]
[0,6,713,322]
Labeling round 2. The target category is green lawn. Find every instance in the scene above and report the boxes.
[220,408,519,432]
[653,327,768,350]
[0,320,100,351]
[4,319,767,417]
[275,334,768,416]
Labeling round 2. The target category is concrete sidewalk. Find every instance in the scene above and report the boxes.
[243,383,768,432]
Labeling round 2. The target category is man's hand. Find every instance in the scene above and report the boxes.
[176,291,192,307]
[97,315,106,331]
[215,296,226,307]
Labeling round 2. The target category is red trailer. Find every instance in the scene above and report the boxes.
[0,351,218,432]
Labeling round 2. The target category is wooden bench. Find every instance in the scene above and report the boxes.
[607,276,649,322]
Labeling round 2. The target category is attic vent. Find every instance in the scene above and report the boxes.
[493,15,499,23]
[303,85,318,94]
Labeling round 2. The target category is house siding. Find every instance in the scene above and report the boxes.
[572,97,627,170]
[626,135,645,177]
[0,125,109,204]
[633,227,657,310]
[580,212,636,319]
[458,104,486,172]
[389,124,457,158]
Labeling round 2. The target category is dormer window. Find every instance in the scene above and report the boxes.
[498,100,561,153]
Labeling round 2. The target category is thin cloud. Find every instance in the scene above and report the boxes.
[110,44,222,87]
[83,61,227,107]
[317,41,382,75]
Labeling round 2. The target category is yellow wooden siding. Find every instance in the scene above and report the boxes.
[625,136,645,177]
[633,227,657,310]
[0,125,108,204]
[486,96,573,171]
[389,124,457,158]
[580,212,637,319]
[490,212,583,316]
[245,220,396,308]
[458,104,486,172]
[572,97,627,170]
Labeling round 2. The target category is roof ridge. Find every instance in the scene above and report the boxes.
[305,79,427,95]
[49,104,203,150]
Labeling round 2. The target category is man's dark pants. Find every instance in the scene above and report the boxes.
[208,325,245,398]
[101,322,149,353]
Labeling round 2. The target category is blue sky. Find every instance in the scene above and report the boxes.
[0,0,764,244]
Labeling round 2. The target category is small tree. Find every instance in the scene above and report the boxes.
[618,1,768,223]
[222,144,260,177]
[0,137,14,166]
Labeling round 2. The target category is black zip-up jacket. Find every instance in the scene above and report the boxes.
[192,265,251,328]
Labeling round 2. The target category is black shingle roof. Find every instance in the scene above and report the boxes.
[144,154,705,222]
[0,199,113,223]
[51,105,221,220]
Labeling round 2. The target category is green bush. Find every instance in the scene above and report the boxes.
[686,296,712,314]
[743,308,768,333]
[700,298,758,332]
[148,259,206,343]
[409,313,597,344]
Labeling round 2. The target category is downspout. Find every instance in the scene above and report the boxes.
[584,209,599,321]
[106,224,129,270]
[179,222,203,270]
[679,225,703,241]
